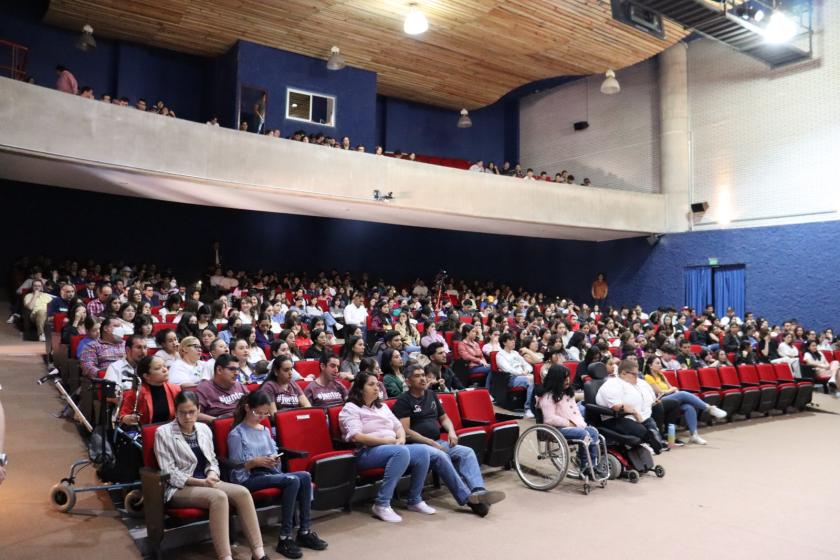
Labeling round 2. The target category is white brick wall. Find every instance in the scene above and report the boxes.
[688,1,840,229]
[519,2,840,229]
[519,59,661,193]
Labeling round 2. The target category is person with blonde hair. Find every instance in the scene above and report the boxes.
[168,336,207,388]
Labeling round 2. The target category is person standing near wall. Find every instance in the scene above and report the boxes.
[591,273,608,308]
[253,93,266,134]
[55,65,78,95]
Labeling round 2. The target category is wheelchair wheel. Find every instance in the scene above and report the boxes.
[654,465,666,478]
[513,425,569,491]
[626,469,640,484]
[49,482,76,513]
[607,454,621,480]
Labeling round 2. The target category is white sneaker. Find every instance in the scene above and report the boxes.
[523,409,535,419]
[38,334,46,342]
[372,504,402,523]
[406,501,436,515]
[334,322,343,330]
[6,314,16,324]
[708,406,727,419]
[689,433,707,445]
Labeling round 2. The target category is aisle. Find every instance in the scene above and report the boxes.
[0,337,141,560]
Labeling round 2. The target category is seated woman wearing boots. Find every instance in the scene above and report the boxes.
[228,391,327,558]
[643,356,727,445]
[537,364,608,478]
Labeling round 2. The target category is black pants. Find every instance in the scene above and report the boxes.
[603,416,663,453]
[651,400,681,434]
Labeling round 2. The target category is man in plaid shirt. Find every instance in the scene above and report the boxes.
[80,317,126,379]
[86,283,113,318]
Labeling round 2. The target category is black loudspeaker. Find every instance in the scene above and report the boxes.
[573,121,589,131]
[691,201,709,213]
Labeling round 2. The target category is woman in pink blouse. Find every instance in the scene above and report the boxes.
[537,364,608,478]
[458,324,491,382]
[338,372,432,523]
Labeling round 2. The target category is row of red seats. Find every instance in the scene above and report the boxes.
[138,388,516,555]
[661,363,813,419]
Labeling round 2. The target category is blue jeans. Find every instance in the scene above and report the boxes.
[559,426,600,469]
[662,391,708,434]
[509,374,534,411]
[241,471,312,537]
[321,312,338,334]
[357,444,430,506]
[405,344,422,353]
[428,441,485,505]
[470,365,491,387]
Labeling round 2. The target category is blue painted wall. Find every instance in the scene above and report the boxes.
[596,221,840,330]
[0,8,214,122]
[377,96,508,164]
[235,41,378,149]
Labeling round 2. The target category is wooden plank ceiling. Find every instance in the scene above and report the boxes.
[44,0,688,109]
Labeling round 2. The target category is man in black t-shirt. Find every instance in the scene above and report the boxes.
[393,363,505,517]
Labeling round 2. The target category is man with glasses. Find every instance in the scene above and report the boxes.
[595,358,664,454]
[194,354,249,423]
[141,283,159,306]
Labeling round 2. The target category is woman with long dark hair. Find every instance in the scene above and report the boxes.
[381,348,406,397]
[119,355,181,425]
[338,372,432,523]
[262,355,311,413]
[228,391,328,558]
[537,364,607,478]
[339,335,365,380]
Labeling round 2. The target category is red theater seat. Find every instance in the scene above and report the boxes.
[697,367,741,420]
[736,365,777,415]
[718,366,760,417]
[772,363,814,410]
[437,392,487,460]
[274,408,356,510]
[456,389,519,468]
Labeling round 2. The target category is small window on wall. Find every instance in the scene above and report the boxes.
[286,88,335,127]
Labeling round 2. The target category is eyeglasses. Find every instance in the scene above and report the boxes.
[187,344,201,349]
[224,366,239,372]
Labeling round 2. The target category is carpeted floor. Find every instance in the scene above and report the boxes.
[0,320,838,560]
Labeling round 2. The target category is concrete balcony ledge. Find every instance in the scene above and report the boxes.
[0,77,666,241]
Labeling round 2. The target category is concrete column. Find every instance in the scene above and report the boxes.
[659,43,692,233]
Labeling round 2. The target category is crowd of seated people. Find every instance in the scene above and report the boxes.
[468,160,592,186]
[43,65,599,185]
[6,256,840,557]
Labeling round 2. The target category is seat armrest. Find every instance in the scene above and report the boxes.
[277,446,309,459]
[139,467,169,547]
[461,417,491,427]
[583,404,620,417]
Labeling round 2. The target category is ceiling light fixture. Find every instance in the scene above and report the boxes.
[76,24,96,52]
[457,108,472,128]
[326,46,346,70]
[764,10,797,44]
[600,69,620,95]
[404,3,429,35]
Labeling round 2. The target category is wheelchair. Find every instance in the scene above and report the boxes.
[513,397,609,494]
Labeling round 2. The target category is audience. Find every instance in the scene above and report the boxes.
[119,355,181,426]
[80,316,127,379]
[194,354,249,422]
[338,372,433,523]
[104,334,147,389]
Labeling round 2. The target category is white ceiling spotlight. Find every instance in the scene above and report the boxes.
[457,108,472,128]
[404,3,429,35]
[76,24,96,52]
[600,69,620,95]
[326,46,346,70]
[764,10,797,44]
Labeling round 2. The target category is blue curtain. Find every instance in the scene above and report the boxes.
[684,267,712,312]
[714,266,745,319]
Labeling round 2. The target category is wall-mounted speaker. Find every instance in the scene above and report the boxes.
[691,201,709,213]
[573,121,589,131]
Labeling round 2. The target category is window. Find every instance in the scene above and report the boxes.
[286,88,335,127]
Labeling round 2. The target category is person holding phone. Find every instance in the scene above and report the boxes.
[228,391,328,559]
